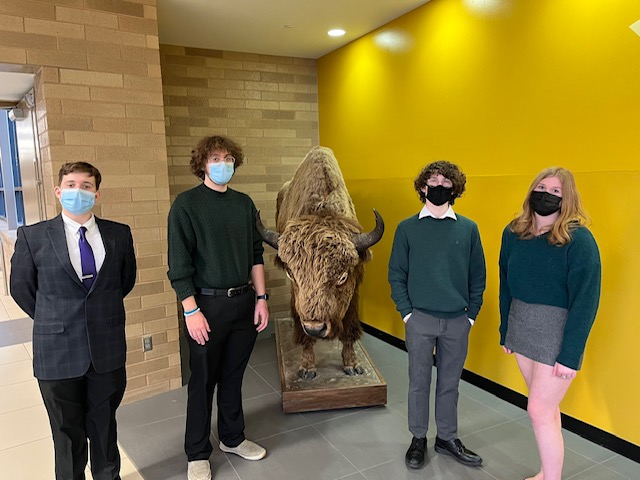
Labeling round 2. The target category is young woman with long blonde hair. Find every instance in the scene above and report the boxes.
[499,167,601,480]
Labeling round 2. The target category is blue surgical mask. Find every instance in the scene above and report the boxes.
[59,188,95,215]
[208,162,235,185]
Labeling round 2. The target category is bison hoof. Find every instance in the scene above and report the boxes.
[298,368,317,380]
[344,365,364,376]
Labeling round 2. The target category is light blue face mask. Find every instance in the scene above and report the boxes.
[59,188,95,215]
[208,162,235,185]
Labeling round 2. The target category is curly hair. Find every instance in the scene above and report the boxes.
[190,135,245,180]
[414,160,466,205]
[510,167,590,246]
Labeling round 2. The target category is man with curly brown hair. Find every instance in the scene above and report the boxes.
[167,135,269,480]
[388,160,486,470]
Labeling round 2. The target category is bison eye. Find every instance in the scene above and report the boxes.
[336,271,349,286]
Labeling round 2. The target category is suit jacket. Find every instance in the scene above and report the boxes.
[10,215,137,380]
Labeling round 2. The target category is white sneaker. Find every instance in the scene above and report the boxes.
[187,460,212,480]
[219,439,266,460]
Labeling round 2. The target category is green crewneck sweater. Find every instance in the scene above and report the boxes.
[388,213,486,320]
[167,184,264,301]
[499,226,601,370]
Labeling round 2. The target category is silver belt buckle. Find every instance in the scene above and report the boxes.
[227,288,234,297]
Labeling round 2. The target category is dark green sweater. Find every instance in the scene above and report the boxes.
[388,213,486,320]
[167,184,264,301]
[499,226,601,370]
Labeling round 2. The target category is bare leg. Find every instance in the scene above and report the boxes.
[515,353,534,389]
[515,355,543,480]
[524,473,544,480]
[516,354,572,480]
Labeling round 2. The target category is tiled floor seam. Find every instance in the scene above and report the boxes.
[565,462,632,480]
[461,390,528,421]
[305,408,374,427]
[217,451,242,480]
[460,416,517,438]
[311,423,364,478]
[242,391,281,403]
[0,434,51,452]
[253,422,314,442]
[246,365,281,396]
[595,459,634,480]
[248,360,278,368]
[118,413,186,431]
[564,443,618,464]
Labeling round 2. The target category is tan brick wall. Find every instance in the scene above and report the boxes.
[160,45,319,320]
[0,0,178,404]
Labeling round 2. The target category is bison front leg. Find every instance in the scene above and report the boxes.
[341,291,364,376]
[342,341,364,376]
[293,313,318,379]
[299,336,317,379]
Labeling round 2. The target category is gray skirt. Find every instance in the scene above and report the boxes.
[504,298,569,367]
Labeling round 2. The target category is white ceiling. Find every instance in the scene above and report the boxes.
[0,72,35,105]
[157,0,431,59]
[1,1,431,103]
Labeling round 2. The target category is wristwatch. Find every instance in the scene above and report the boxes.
[256,293,269,301]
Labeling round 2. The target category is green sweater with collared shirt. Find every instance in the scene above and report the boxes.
[388,212,486,320]
[167,184,264,301]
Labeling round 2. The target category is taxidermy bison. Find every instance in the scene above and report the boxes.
[257,146,384,379]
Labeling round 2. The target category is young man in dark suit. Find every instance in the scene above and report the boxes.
[10,162,137,480]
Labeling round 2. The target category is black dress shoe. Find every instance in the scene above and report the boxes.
[434,437,482,466]
[405,437,427,469]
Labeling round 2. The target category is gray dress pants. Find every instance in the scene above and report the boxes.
[405,310,471,440]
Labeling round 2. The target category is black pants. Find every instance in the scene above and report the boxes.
[185,289,258,461]
[38,365,127,480]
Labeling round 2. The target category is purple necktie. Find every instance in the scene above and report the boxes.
[78,226,97,290]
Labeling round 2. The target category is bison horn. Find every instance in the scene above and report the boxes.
[352,209,385,252]
[255,210,279,250]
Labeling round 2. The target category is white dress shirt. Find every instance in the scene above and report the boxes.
[418,204,457,221]
[61,212,106,282]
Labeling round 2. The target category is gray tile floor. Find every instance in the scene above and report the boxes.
[117,333,640,480]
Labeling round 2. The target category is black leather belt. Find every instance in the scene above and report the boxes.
[196,284,251,297]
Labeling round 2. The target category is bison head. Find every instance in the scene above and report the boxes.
[257,210,384,339]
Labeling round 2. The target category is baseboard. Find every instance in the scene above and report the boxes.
[361,322,640,463]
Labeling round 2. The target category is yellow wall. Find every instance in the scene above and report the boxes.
[318,0,640,445]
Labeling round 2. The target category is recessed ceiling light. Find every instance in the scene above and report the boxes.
[327,29,346,37]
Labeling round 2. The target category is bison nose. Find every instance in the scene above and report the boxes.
[305,323,328,338]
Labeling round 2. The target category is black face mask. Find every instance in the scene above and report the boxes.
[529,191,562,216]
[426,185,453,206]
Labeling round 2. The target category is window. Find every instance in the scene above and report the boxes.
[0,110,26,227]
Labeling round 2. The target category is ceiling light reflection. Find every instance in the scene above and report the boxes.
[463,0,510,15]
[374,30,413,53]
[328,29,346,37]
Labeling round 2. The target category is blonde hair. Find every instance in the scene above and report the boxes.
[510,167,590,246]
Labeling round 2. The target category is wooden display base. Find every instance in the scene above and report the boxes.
[275,318,387,413]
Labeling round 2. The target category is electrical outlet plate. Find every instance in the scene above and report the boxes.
[142,335,153,352]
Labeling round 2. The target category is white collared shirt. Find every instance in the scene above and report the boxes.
[61,212,106,282]
[418,204,457,221]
